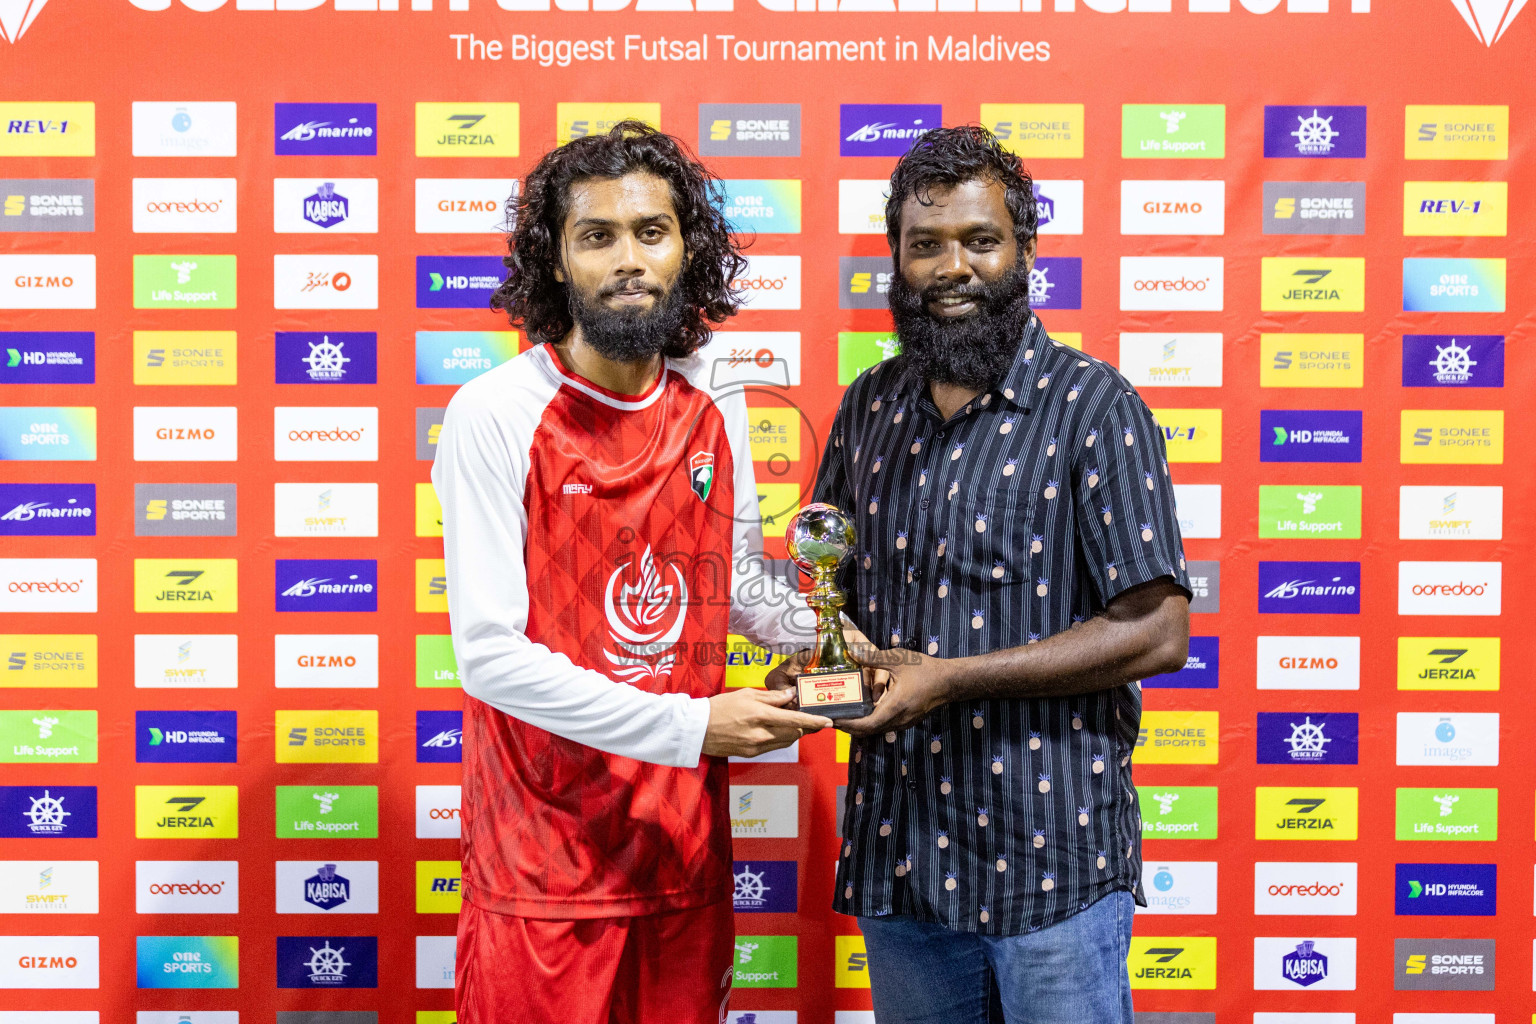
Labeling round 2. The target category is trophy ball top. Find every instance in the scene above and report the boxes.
[785,502,856,573]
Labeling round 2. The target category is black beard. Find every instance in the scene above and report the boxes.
[568,280,688,363]
[887,260,1033,391]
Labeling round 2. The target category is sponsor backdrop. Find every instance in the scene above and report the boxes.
[0,0,1530,1020]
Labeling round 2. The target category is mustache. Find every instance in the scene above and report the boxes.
[922,282,988,302]
[600,280,662,299]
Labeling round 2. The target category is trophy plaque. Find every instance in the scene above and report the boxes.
[784,502,875,720]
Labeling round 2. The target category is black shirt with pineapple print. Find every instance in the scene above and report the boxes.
[815,315,1191,935]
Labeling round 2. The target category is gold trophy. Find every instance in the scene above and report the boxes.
[784,502,875,720]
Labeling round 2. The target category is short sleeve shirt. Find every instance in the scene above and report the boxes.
[813,315,1191,935]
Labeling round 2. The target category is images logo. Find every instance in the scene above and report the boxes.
[277,785,378,839]
[1402,257,1505,312]
[273,178,379,234]
[1258,561,1361,615]
[0,102,94,157]
[1262,181,1366,236]
[1142,635,1218,689]
[276,936,378,988]
[135,710,236,764]
[0,785,95,837]
[1260,410,1361,463]
[1394,938,1495,990]
[1127,937,1216,989]
[416,256,508,309]
[415,331,520,385]
[276,560,378,613]
[1263,106,1366,158]
[1030,257,1082,310]
[724,179,802,235]
[275,332,377,385]
[1396,787,1497,841]
[275,103,376,156]
[1395,863,1496,916]
[1261,257,1365,311]
[732,935,797,989]
[1259,485,1361,539]
[415,102,519,157]
[1138,786,1218,839]
[0,178,94,232]
[1121,104,1225,158]
[1255,787,1359,840]
[135,935,239,989]
[1396,636,1499,691]
[1257,712,1358,765]
[0,483,95,537]
[1140,861,1218,915]
[733,861,797,913]
[135,785,238,839]
[416,710,462,764]
[132,101,237,157]
[133,559,238,614]
[1402,335,1503,388]
[982,103,1084,159]
[839,103,940,157]
[1406,104,1508,159]
[699,103,800,157]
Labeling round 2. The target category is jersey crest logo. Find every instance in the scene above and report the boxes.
[690,450,715,502]
[603,544,688,683]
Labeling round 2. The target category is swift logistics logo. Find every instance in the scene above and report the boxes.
[1256,712,1359,764]
[133,559,238,613]
[133,633,239,689]
[1396,636,1499,691]
[839,104,940,157]
[0,483,95,536]
[274,103,376,156]
[0,858,100,914]
[0,331,94,384]
[1396,787,1497,841]
[415,103,519,157]
[1263,106,1366,158]
[1263,182,1366,235]
[275,559,377,613]
[1402,335,1503,387]
[415,710,462,764]
[1261,409,1361,463]
[416,256,508,309]
[1395,863,1496,916]
[1399,485,1503,540]
[1254,787,1359,840]
[135,710,237,764]
[274,484,379,539]
[1127,937,1216,989]
[1258,561,1361,614]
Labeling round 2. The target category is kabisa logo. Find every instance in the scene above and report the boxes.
[839,104,941,157]
[0,330,94,385]
[1030,257,1082,310]
[1257,712,1358,765]
[301,182,348,229]
[0,178,94,232]
[604,546,687,683]
[1260,409,1362,463]
[0,0,52,43]
[1402,334,1503,387]
[276,559,378,613]
[1395,862,1496,916]
[698,103,801,158]
[1141,635,1219,689]
[416,255,508,309]
[0,785,95,837]
[1263,106,1367,158]
[304,864,351,911]
[1280,940,1329,987]
[275,332,378,385]
[732,860,797,913]
[416,709,463,764]
[1446,0,1527,45]
[274,103,377,156]
[135,710,237,764]
[277,935,378,988]
[0,483,94,536]
[1258,561,1361,615]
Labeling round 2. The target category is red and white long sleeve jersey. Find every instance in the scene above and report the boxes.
[432,342,809,919]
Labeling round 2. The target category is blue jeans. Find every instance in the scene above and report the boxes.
[858,891,1135,1024]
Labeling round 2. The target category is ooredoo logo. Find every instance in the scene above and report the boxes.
[1398,561,1501,616]
[416,785,461,838]
[733,255,800,311]
[1253,862,1357,917]
[0,558,97,613]
[1120,257,1224,311]
[273,407,378,462]
[133,179,238,234]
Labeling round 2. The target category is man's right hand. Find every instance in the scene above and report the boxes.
[702,688,834,759]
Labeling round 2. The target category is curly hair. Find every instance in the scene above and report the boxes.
[489,120,746,357]
[884,125,1037,268]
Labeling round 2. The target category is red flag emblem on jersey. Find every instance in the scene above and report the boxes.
[689,451,715,502]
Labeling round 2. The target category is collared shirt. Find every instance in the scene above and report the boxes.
[814,315,1191,935]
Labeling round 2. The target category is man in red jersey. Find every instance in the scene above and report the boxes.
[432,122,833,1022]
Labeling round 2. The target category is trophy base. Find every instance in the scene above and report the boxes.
[796,668,873,720]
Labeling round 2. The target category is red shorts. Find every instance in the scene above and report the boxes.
[455,898,735,1024]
